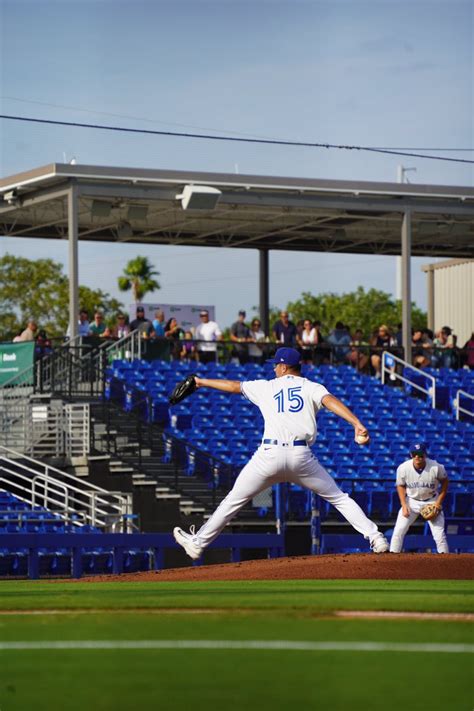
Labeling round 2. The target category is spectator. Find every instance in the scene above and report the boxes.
[34,329,53,360]
[461,333,474,370]
[89,311,106,337]
[195,310,222,364]
[412,328,433,369]
[432,326,457,369]
[66,309,90,338]
[17,319,38,342]
[12,329,23,343]
[230,310,251,364]
[165,317,184,359]
[112,313,130,339]
[129,306,153,338]
[152,309,166,337]
[248,318,266,364]
[347,328,369,372]
[180,331,197,362]
[272,311,297,346]
[312,320,328,365]
[327,321,351,364]
[370,324,396,378]
[297,318,318,363]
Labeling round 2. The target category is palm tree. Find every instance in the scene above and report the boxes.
[118,256,160,304]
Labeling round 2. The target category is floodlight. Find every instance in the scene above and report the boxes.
[176,185,222,210]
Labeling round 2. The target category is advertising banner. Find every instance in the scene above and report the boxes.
[0,342,35,386]
[128,303,216,332]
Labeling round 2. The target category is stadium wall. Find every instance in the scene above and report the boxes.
[422,259,474,344]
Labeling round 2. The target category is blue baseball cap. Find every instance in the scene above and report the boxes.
[410,442,428,456]
[266,347,301,366]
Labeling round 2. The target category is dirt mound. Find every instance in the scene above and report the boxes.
[80,553,474,583]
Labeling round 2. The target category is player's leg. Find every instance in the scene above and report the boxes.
[389,507,418,552]
[295,455,387,548]
[427,512,449,553]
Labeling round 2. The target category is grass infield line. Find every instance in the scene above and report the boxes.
[0,640,472,653]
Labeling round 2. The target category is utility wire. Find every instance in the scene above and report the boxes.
[1,113,474,165]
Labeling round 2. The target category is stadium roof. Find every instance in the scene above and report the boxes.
[1,163,474,257]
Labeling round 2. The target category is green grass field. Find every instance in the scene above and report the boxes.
[0,579,472,711]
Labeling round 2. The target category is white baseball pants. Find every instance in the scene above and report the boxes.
[195,445,379,547]
[389,497,449,553]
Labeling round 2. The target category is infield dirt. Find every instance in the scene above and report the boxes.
[78,552,473,583]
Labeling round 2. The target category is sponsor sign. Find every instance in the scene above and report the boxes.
[128,303,216,332]
[0,342,35,386]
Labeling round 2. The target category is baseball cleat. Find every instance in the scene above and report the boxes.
[173,525,203,560]
[370,532,389,553]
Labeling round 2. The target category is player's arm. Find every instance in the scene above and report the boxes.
[195,377,241,394]
[396,484,410,517]
[321,394,368,440]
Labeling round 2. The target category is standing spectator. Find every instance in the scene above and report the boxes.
[230,310,251,364]
[180,331,197,362]
[129,306,153,337]
[195,310,222,364]
[112,313,130,339]
[272,311,297,346]
[248,318,266,364]
[347,329,369,372]
[66,309,90,338]
[370,324,396,378]
[18,319,38,342]
[165,317,184,359]
[327,322,351,364]
[312,321,328,365]
[432,326,457,369]
[89,311,106,337]
[152,309,166,337]
[297,319,318,363]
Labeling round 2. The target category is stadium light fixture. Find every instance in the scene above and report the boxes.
[176,185,222,210]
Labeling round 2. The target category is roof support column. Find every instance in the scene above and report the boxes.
[426,266,435,332]
[259,248,269,336]
[68,181,79,340]
[401,210,412,364]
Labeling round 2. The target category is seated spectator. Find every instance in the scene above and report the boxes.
[17,319,38,342]
[112,313,130,339]
[165,317,184,359]
[89,311,106,337]
[461,332,474,370]
[370,324,396,378]
[130,306,153,338]
[34,329,53,359]
[248,318,266,364]
[180,331,197,362]
[152,309,166,337]
[412,328,433,369]
[347,329,369,371]
[297,319,318,363]
[327,321,351,364]
[432,326,457,368]
[230,310,251,364]
[272,311,297,346]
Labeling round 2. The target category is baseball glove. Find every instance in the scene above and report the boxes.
[420,502,441,521]
[168,374,197,406]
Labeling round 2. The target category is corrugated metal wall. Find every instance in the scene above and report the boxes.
[433,261,474,345]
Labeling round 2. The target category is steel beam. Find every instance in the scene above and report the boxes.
[68,182,79,340]
[401,211,412,363]
[259,249,270,336]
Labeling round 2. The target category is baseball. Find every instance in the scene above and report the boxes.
[355,433,369,445]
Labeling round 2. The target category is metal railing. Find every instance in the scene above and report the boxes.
[381,351,437,408]
[453,389,474,421]
[0,445,133,531]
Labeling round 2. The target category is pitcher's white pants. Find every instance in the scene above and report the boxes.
[196,445,379,547]
[390,497,449,553]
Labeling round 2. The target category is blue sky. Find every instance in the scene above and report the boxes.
[1,0,473,329]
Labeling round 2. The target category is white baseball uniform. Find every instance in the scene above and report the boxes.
[390,457,449,553]
[193,374,380,548]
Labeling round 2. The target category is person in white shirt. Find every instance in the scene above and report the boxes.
[194,310,222,364]
[173,346,389,559]
[248,318,266,364]
[390,442,449,553]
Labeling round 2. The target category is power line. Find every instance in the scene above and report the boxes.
[1,114,473,165]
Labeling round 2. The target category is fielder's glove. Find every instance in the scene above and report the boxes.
[168,374,197,406]
[420,502,441,521]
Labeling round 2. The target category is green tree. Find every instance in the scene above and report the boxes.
[285,286,426,336]
[0,254,123,340]
[118,256,160,304]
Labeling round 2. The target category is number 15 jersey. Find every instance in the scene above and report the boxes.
[241,375,330,445]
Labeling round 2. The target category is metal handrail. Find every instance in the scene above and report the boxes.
[454,388,474,421]
[381,350,436,408]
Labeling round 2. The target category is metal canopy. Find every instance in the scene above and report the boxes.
[1,163,474,257]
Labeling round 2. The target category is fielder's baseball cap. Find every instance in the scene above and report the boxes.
[410,442,428,456]
[267,347,301,366]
